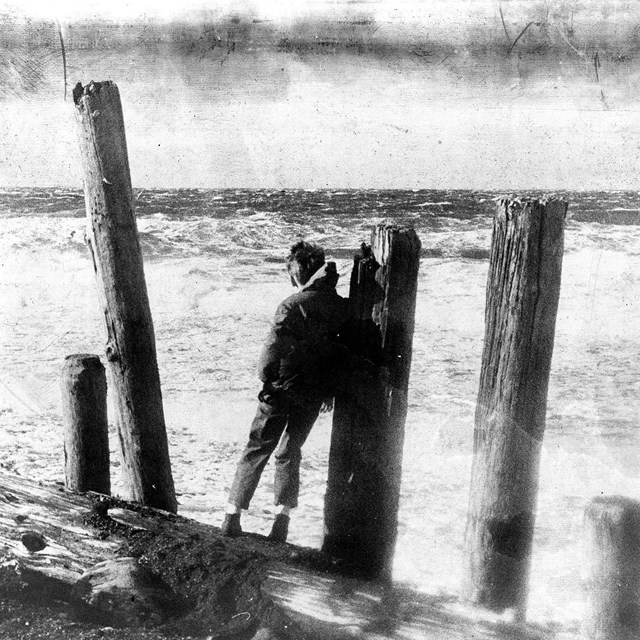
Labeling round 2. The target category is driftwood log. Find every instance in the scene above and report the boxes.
[0,469,305,636]
[0,471,553,639]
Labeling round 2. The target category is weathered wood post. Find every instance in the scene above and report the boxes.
[584,496,640,640]
[322,224,421,580]
[61,354,110,494]
[464,197,567,615]
[73,81,177,513]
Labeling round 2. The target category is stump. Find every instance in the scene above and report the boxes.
[322,225,421,580]
[464,197,567,615]
[584,496,640,640]
[61,354,110,494]
[73,81,177,513]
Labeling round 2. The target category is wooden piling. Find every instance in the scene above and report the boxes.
[322,225,421,580]
[61,354,110,494]
[73,81,177,513]
[584,496,640,640]
[464,197,566,614]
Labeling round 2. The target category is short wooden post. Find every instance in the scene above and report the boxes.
[61,354,110,494]
[73,81,177,513]
[584,496,640,640]
[464,197,567,615]
[322,225,421,580]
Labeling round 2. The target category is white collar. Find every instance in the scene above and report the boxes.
[300,262,328,291]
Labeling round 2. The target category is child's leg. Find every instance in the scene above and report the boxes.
[272,400,322,509]
[227,399,288,510]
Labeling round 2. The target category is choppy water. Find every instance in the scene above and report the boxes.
[2,187,640,637]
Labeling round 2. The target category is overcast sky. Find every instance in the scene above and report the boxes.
[2,0,640,190]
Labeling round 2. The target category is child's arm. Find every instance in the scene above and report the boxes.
[257,300,300,384]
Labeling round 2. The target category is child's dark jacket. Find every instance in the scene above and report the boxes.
[258,264,350,404]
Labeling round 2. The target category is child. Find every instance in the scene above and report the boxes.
[221,241,350,542]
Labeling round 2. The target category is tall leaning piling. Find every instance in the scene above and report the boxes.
[322,224,420,581]
[464,197,566,615]
[73,81,177,513]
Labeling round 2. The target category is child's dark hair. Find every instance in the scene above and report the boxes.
[287,241,325,285]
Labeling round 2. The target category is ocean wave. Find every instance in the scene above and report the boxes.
[2,189,640,264]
